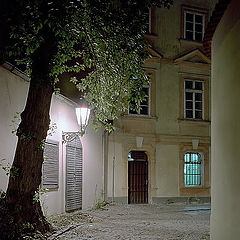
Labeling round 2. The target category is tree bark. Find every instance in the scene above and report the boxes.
[0,41,55,238]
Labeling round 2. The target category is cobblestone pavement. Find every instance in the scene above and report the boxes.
[48,203,210,240]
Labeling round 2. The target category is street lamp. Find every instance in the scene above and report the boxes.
[62,100,91,143]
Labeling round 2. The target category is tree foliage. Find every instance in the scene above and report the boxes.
[2,0,173,130]
[0,0,173,238]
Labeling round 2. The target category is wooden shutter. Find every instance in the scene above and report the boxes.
[42,140,59,189]
[66,137,83,212]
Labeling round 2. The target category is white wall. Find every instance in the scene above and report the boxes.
[0,66,29,191]
[0,65,104,216]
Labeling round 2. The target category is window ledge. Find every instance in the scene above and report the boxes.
[144,33,158,40]
[179,38,203,46]
[123,114,157,120]
[178,118,211,125]
[180,186,210,190]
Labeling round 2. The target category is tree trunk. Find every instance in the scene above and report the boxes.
[0,42,55,238]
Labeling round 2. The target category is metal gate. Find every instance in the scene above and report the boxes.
[66,137,83,212]
[128,151,148,204]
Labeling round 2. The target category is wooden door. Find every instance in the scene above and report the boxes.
[66,137,83,212]
[128,151,148,204]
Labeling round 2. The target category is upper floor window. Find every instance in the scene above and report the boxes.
[184,79,204,120]
[181,6,208,42]
[184,152,202,187]
[129,86,150,116]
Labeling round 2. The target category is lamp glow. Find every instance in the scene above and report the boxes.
[62,100,91,143]
[75,107,91,133]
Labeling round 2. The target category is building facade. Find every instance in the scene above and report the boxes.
[0,63,105,215]
[106,0,212,204]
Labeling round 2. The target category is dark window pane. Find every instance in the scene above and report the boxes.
[141,98,148,106]
[129,108,138,114]
[142,87,149,96]
[195,110,202,119]
[186,31,193,40]
[195,81,203,90]
[195,93,202,101]
[195,14,203,24]
[195,32,203,41]
[186,101,193,110]
[140,106,148,115]
[185,92,193,100]
[195,24,203,32]
[186,22,193,31]
[185,80,193,89]
[186,13,193,22]
[195,101,202,110]
[186,110,193,118]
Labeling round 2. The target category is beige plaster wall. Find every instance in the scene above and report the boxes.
[211,0,240,239]
[155,144,179,197]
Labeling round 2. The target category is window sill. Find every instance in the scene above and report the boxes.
[179,38,203,46]
[178,118,211,125]
[124,114,157,120]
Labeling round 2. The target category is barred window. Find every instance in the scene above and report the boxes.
[184,152,202,187]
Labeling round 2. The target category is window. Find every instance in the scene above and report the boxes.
[184,79,203,120]
[184,152,202,187]
[42,140,59,189]
[129,86,150,116]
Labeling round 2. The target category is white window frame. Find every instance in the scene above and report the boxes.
[184,79,204,120]
[184,10,205,41]
[128,85,151,116]
[184,152,204,187]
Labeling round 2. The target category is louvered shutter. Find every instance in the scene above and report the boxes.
[66,137,83,212]
[42,140,59,189]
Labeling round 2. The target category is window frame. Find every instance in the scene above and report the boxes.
[181,5,208,42]
[128,85,151,117]
[184,79,204,120]
[184,152,203,187]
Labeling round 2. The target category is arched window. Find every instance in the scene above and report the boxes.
[184,152,202,186]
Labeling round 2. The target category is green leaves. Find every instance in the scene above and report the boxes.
[3,0,173,131]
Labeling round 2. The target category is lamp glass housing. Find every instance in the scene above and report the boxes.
[75,107,91,132]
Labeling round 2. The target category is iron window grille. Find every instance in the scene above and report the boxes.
[184,152,202,187]
[184,79,204,120]
[184,10,205,41]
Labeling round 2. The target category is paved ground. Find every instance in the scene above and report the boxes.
[48,203,210,240]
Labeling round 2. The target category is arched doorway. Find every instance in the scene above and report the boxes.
[128,151,148,204]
